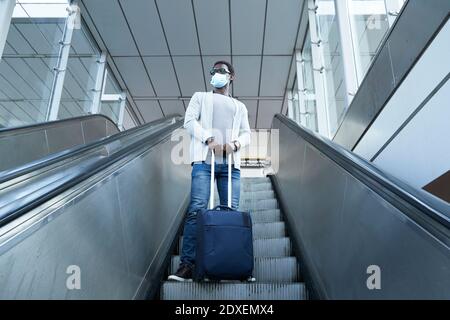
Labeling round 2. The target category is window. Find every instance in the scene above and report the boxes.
[316,0,347,136]
[57,18,102,119]
[347,0,406,84]
[0,1,68,127]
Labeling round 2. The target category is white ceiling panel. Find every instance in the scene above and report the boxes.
[156,0,199,55]
[81,0,138,56]
[264,0,303,54]
[240,99,258,128]
[257,100,283,128]
[119,0,168,55]
[231,0,266,55]
[114,57,155,97]
[259,56,291,96]
[232,56,261,97]
[202,55,231,90]
[135,100,164,122]
[159,100,185,117]
[142,57,180,97]
[193,0,230,55]
[172,56,205,96]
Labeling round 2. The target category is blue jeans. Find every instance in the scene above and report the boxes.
[180,160,241,268]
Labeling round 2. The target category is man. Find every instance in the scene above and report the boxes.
[168,61,251,281]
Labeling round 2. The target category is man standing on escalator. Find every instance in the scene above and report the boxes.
[168,61,251,282]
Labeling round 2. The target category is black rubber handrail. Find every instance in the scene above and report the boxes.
[0,114,182,184]
[0,117,184,228]
[274,114,450,235]
[0,114,119,135]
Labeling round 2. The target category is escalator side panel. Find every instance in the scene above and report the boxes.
[272,116,450,299]
[0,116,119,173]
[0,129,190,299]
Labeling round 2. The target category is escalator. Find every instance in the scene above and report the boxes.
[0,113,448,299]
[162,176,306,300]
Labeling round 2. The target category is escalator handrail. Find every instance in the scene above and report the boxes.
[0,117,184,228]
[0,114,182,184]
[0,114,119,135]
[274,114,450,231]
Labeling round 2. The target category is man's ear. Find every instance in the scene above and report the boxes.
[229,74,236,82]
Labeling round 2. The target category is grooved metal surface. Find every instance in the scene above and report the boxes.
[170,255,299,282]
[273,115,450,299]
[0,115,119,173]
[0,125,191,299]
[162,282,306,300]
[163,175,304,300]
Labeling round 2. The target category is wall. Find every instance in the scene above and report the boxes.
[354,19,450,194]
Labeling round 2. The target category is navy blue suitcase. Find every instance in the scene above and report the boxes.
[195,152,254,281]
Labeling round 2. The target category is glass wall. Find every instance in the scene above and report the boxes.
[0,0,68,127]
[348,0,388,83]
[316,0,346,136]
[100,69,125,125]
[288,0,407,139]
[301,31,318,132]
[0,0,128,129]
[58,20,102,119]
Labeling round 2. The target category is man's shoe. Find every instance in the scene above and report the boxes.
[167,264,193,282]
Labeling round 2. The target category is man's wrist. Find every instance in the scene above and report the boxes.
[233,140,240,151]
[205,137,215,145]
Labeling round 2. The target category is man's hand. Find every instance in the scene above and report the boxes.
[224,141,240,155]
[207,140,223,155]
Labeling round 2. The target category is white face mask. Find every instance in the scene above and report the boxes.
[210,73,229,88]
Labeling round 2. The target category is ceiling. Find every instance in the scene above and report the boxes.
[80,0,306,129]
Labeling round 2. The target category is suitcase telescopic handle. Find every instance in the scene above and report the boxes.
[209,150,233,209]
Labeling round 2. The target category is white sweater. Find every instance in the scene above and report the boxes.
[183,91,251,170]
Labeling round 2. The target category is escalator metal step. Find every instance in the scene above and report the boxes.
[178,221,285,243]
[170,256,299,282]
[178,234,289,257]
[253,238,292,257]
[249,209,282,223]
[161,282,306,300]
[212,191,275,204]
[242,177,271,183]
[242,182,272,192]
[240,190,276,201]
[253,222,285,239]
[241,198,278,211]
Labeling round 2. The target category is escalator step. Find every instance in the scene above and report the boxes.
[178,234,289,257]
[249,209,282,223]
[240,190,276,201]
[253,222,285,239]
[241,183,272,192]
[212,190,275,203]
[161,282,305,300]
[241,177,271,183]
[253,238,292,257]
[241,198,278,211]
[179,221,284,240]
[170,256,299,282]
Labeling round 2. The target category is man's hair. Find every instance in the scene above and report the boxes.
[213,60,235,79]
